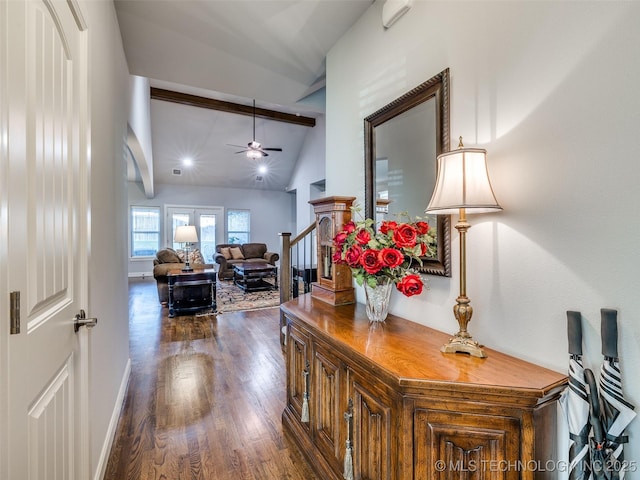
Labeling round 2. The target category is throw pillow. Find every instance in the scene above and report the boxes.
[220,247,232,260]
[230,247,245,260]
[156,248,181,263]
[191,248,205,264]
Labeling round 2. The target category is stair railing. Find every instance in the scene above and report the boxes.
[279,222,317,346]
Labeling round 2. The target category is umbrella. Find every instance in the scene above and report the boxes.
[560,310,592,480]
[597,309,636,480]
[585,367,607,480]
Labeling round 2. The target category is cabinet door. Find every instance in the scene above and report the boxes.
[414,409,520,480]
[350,376,395,480]
[286,320,311,429]
[312,341,345,474]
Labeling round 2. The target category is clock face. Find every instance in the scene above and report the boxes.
[319,216,332,244]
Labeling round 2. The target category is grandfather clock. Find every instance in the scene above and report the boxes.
[309,196,355,306]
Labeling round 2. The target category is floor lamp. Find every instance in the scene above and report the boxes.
[174,225,199,272]
[425,137,502,358]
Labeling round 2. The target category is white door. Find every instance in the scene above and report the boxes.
[1,1,92,479]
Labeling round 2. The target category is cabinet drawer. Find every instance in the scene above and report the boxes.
[414,409,520,480]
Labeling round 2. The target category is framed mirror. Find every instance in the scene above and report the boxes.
[364,68,451,277]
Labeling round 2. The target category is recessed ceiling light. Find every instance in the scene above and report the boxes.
[182,157,193,167]
[258,164,268,174]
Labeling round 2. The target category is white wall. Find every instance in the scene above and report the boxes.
[327,0,640,470]
[84,1,131,478]
[287,114,327,232]
[128,181,293,275]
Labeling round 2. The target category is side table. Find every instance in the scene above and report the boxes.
[167,268,217,317]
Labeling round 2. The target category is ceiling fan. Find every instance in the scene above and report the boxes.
[227,100,283,158]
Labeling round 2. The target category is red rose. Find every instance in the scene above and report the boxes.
[379,248,404,268]
[360,249,382,274]
[393,223,418,248]
[379,220,397,235]
[416,221,430,234]
[343,221,356,234]
[420,242,428,256]
[355,229,371,245]
[333,250,344,264]
[396,274,423,297]
[334,232,348,246]
[345,245,363,267]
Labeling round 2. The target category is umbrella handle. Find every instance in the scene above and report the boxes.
[567,311,583,356]
[584,368,605,444]
[601,308,618,360]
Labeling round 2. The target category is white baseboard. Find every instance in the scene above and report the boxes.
[128,271,153,278]
[93,358,131,480]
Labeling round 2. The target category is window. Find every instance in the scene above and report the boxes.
[227,209,250,244]
[130,206,160,257]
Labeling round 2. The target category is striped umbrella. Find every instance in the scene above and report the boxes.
[560,311,592,480]
[597,309,636,480]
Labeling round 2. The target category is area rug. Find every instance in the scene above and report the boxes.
[215,279,280,313]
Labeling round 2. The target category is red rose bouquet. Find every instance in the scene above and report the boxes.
[332,211,436,297]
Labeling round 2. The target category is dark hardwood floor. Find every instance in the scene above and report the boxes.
[103,278,318,480]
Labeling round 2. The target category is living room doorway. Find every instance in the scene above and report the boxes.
[166,206,224,263]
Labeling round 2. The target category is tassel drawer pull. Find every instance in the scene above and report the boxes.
[343,398,354,480]
[301,361,310,423]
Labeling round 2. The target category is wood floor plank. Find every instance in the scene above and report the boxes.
[103,278,319,480]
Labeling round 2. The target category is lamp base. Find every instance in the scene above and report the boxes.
[441,334,486,358]
[181,264,194,272]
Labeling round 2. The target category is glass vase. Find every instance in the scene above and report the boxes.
[364,277,393,323]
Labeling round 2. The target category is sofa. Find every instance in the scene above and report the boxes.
[153,248,214,304]
[214,243,279,280]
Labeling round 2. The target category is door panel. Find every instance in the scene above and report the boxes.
[3,1,89,479]
[28,356,74,480]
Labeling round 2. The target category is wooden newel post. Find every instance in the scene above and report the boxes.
[278,232,292,348]
[308,196,355,306]
[279,232,292,306]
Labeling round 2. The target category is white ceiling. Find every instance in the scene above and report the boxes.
[114,0,373,191]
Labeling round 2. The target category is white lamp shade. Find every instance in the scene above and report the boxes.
[174,225,198,243]
[425,147,502,215]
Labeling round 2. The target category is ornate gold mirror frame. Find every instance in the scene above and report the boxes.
[364,68,451,277]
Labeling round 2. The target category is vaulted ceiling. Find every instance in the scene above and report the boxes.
[115,0,373,191]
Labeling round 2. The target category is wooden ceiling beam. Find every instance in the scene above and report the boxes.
[150,87,316,127]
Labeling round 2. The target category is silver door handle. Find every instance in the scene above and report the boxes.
[74,309,98,332]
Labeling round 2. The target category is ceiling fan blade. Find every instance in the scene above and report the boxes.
[263,147,282,152]
[235,150,248,154]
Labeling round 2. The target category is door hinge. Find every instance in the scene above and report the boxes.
[10,291,20,334]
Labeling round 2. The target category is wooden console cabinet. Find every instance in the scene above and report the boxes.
[281,295,568,480]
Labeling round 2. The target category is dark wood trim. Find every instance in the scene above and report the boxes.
[150,87,316,127]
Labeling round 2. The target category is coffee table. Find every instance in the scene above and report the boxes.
[233,262,278,293]
[167,268,217,317]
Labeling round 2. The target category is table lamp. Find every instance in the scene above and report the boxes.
[174,225,199,272]
[425,137,502,358]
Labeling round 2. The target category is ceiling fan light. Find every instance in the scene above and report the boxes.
[247,149,262,159]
